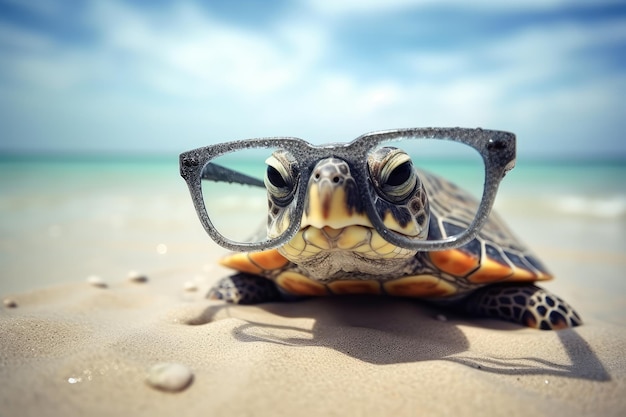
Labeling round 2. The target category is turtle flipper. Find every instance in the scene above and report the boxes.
[208,273,282,304]
[462,284,582,330]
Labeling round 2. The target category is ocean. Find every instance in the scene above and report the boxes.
[1,155,624,323]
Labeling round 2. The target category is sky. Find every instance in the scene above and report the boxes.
[0,0,625,159]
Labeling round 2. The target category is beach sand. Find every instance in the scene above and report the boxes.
[1,160,625,417]
[1,235,625,417]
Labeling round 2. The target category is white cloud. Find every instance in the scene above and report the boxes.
[305,0,623,15]
[0,0,624,156]
[83,1,326,98]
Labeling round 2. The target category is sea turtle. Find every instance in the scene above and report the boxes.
[207,146,582,330]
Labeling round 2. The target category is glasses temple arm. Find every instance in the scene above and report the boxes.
[200,162,266,188]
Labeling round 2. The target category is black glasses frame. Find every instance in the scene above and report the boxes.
[180,127,516,252]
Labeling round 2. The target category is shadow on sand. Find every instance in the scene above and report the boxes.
[188,296,610,382]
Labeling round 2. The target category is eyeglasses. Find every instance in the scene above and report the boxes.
[180,127,516,252]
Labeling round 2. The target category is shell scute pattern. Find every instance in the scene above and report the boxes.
[422,170,552,286]
[220,163,552,298]
[200,135,581,330]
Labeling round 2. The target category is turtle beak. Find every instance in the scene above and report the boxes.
[301,158,371,230]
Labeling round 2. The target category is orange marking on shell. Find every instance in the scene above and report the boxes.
[505,266,539,282]
[430,250,479,277]
[384,275,457,298]
[276,272,328,296]
[328,280,381,295]
[467,257,515,283]
[220,250,289,275]
[248,249,289,271]
[219,253,262,275]
[533,270,553,281]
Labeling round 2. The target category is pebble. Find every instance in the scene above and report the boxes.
[146,363,193,392]
[3,298,17,308]
[127,270,148,283]
[183,281,198,292]
[86,275,108,288]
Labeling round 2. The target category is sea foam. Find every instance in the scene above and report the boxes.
[553,195,626,219]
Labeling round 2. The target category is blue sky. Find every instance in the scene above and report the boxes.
[0,0,625,158]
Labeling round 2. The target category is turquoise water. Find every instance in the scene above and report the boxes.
[0,155,624,324]
[200,155,626,221]
[0,155,201,294]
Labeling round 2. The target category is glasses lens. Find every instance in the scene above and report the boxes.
[201,146,296,244]
[371,137,485,241]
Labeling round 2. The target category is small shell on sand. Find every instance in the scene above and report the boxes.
[86,275,108,288]
[146,363,194,392]
[3,298,17,308]
[127,271,148,283]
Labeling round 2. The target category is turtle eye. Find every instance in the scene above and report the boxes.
[265,152,297,205]
[386,161,412,186]
[266,165,287,188]
[369,148,418,203]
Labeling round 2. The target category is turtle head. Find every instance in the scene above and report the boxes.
[263,147,430,280]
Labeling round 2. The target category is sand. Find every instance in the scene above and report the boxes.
[1,249,625,417]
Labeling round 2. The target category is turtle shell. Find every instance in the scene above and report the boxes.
[219,168,552,299]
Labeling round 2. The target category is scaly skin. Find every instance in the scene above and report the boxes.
[462,284,582,329]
